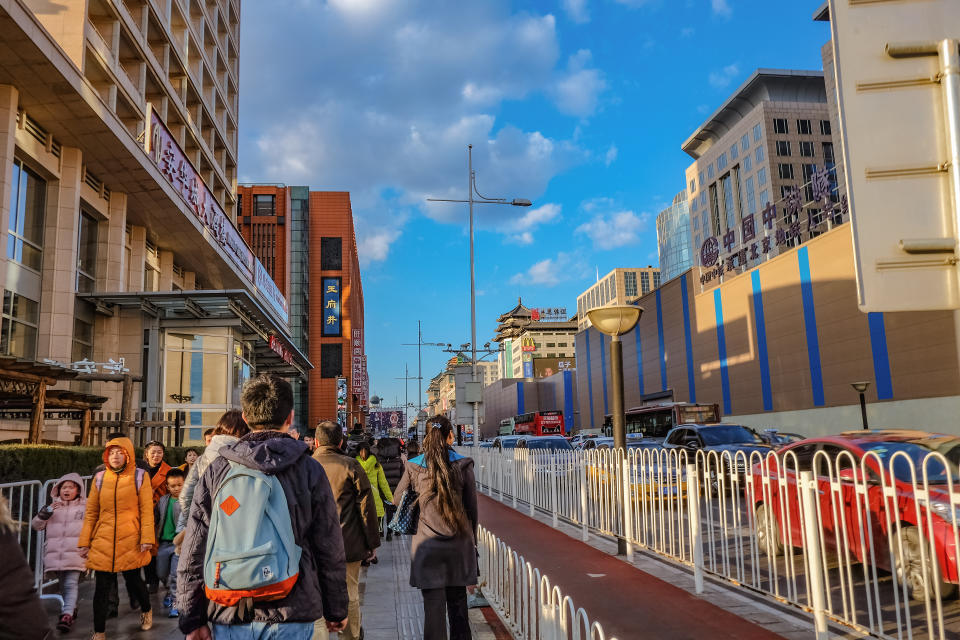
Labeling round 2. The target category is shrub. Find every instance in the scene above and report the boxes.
[0,444,202,484]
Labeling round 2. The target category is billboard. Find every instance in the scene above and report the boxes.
[520,337,536,352]
[322,278,342,335]
[521,352,534,378]
[533,356,575,378]
[531,307,567,321]
[368,410,404,434]
[336,377,347,430]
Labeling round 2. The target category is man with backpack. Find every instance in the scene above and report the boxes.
[178,374,348,640]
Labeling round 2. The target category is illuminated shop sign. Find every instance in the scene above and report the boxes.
[352,329,363,395]
[322,278,341,336]
[520,337,536,352]
[531,307,567,321]
[268,335,293,364]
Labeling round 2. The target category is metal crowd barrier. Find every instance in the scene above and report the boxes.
[463,445,960,640]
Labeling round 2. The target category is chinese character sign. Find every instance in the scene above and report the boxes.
[322,278,341,336]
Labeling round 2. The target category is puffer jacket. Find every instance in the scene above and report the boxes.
[78,437,155,572]
[357,455,393,518]
[178,431,348,634]
[31,472,87,573]
[147,460,172,504]
[177,435,238,532]
[374,439,405,492]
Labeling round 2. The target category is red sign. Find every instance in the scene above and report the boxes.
[268,335,293,364]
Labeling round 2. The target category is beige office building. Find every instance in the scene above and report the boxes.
[576,267,660,330]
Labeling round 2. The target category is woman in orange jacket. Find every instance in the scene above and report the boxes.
[78,437,155,639]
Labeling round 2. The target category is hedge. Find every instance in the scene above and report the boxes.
[0,444,203,484]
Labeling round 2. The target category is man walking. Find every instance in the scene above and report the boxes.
[313,421,381,639]
[178,374,348,639]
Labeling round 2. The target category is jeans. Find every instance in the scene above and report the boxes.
[213,622,315,639]
[422,586,471,640]
[156,541,179,598]
[57,570,81,614]
[94,569,150,632]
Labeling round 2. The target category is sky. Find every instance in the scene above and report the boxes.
[236,0,832,411]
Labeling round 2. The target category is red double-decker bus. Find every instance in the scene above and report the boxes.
[513,410,565,436]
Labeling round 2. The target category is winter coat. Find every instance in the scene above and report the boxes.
[31,472,87,573]
[147,460,172,504]
[312,445,381,562]
[177,435,238,532]
[0,501,52,640]
[357,454,393,518]
[177,431,348,634]
[155,493,182,543]
[78,437,155,573]
[375,439,405,492]
[394,450,478,590]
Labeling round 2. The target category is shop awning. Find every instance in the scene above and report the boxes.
[78,290,312,378]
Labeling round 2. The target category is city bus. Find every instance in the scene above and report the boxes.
[498,417,515,435]
[602,402,720,440]
[514,410,565,436]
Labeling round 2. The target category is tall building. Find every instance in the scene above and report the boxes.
[494,299,577,378]
[656,191,692,283]
[0,0,308,442]
[576,268,661,330]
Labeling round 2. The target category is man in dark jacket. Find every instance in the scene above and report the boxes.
[177,374,348,640]
[313,421,380,640]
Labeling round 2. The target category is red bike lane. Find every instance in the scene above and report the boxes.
[478,494,784,640]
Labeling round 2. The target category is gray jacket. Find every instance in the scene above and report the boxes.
[176,435,238,532]
[155,493,182,543]
[177,431,348,633]
[394,450,478,590]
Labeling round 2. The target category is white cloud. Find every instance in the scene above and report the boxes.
[358,228,401,263]
[604,144,618,167]
[575,209,651,250]
[500,203,562,244]
[551,50,607,118]
[563,0,590,23]
[708,63,740,89]
[509,251,585,286]
[711,0,732,18]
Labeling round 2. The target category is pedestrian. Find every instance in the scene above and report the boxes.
[405,440,420,460]
[78,436,155,639]
[31,472,87,634]
[155,467,185,618]
[312,421,381,640]
[179,448,199,474]
[356,439,393,541]
[0,495,53,640]
[203,428,215,446]
[373,437,404,541]
[394,415,478,640]
[142,440,171,592]
[178,374,348,640]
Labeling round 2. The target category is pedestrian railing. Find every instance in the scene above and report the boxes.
[477,525,618,640]
[464,445,960,640]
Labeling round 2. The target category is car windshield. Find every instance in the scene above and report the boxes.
[525,438,573,451]
[859,439,960,484]
[498,439,519,449]
[699,425,762,446]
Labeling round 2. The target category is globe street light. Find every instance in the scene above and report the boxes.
[427,144,532,450]
[587,306,643,451]
[851,381,871,429]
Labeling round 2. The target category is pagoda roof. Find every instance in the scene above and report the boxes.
[496,297,533,322]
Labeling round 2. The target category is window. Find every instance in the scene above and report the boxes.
[753,123,762,142]
[776,141,791,156]
[755,146,764,163]
[720,173,737,231]
[320,343,343,378]
[799,141,815,157]
[653,272,661,288]
[144,265,160,292]
[0,291,39,359]
[624,271,637,297]
[72,300,94,366]
[730,144,738,161]
[820,120,832,136]
[757,167,767,186]
[320,237,342,270]
[7,159,46,271]
[759,189,770,207]
[253,194,275,216]
[237,193,243,216]
[698,171,705,186]
[745,177,756,215]
[76,211,98,293]
[700,191,707,207]
[707,164,715,179]
[689,179,696,193]
[823,142,835,166]
[802,164,818,200]
[741,134,750,151]
[773,118,788,134]
[640,272,650,293]
[717,153,727,170]
[691,197,698,212]
[743,155,752,172]
[797,119,812,135]
[778,163,794,180]
[693,215,700,230]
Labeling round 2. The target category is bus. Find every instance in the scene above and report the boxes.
[602,402,720,440]
[514,410,565,436]
[498,417,515,435]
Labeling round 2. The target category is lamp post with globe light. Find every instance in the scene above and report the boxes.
[851,381,871,429]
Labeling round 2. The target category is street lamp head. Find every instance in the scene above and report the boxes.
[586,305,643,337]
[851,381,871,394]
[511,198,532,207]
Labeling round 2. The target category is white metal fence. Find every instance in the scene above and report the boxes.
[465,445,960,640]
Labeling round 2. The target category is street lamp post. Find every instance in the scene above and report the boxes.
[586,306,643,450]
[851,381,871,429]
[428,144,532,450]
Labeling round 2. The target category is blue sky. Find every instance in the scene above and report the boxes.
[237,0,831,411]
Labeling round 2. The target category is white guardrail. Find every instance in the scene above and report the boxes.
[460,445,960,640]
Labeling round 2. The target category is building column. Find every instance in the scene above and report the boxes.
[127,225,145,291]
[92,192,129,411]
[0,86,19,296]
[158,249,174,290]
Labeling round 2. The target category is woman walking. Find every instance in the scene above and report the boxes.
[394,415,478,640]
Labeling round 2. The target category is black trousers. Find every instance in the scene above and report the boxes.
[94,570,150,632]
[421,586,471,640]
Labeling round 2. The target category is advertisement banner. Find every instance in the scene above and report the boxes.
[336,377,347,430]
[533,356,575,378]
[322,278,342,336]
[368,410,404,434]
[522,359,534,378]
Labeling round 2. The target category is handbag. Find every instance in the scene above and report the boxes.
[388,489,419,535]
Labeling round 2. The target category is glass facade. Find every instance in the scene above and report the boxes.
[8,159,45,271]
[655,190,692,281]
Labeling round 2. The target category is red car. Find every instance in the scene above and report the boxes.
[750,430,960,600]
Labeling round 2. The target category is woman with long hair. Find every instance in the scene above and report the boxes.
[394,415,478,640]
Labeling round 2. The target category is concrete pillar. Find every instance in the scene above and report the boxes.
[102,191,127,292]
[127,225,146,291]
[183,270,196,290]
[158,249,174,290]
[91,192,128,410]
[0,86,19,298]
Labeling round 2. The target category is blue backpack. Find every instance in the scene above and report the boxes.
[203,461,302,606]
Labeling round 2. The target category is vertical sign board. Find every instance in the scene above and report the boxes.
[322,278,342,336]
[336,377,347,431]
[521,352,534,378]
[828,0,960,311]
[352,329,363,400]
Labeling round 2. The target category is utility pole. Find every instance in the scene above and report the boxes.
[402,324,450,440]
[395,364,418,437]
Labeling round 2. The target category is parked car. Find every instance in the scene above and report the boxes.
[758,428,806,446]
[479,440,494,448]
[516,435,574,452]
[663,424,773,462]
[580,437,662,452]
[570,433,600,448]
[750,430,960,600]
[493,435,523,450]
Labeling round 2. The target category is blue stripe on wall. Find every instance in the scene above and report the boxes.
[680,277,696,403]
[190,350,203,425]
[656,289,667,390]
[516,381,525,415]
[584,331,594,428]
[563,370,575,433]
[751,270,774,412]
[714,288,732,415]
[599,333,609,415]
[867,312,894,400]
[798,247,825,407]
[634,325,645,396]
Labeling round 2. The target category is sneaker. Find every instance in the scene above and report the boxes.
[56,614,74,633]
[168,608,179,618]
[139,610,153,631]
[162,594,173,609]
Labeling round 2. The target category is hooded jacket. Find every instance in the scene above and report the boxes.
[357,454,394,518]
[78,437,155,573]
[31,472,87,573]
[177,431,348,634]
[177,434,238,532]
[147,459,172,504]
[374,438,405,493]
[312,444,381,562]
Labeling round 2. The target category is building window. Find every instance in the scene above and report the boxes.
[624,271,637,297]
[691,197,698,212]
[753,123,762,142]
[689,179,696,193]
[8,159,46,271]
[653,272,661,288]
[320,343,343,378]
[820,119,832,136]
[320,237,342,270]
[802,163,818,200]
[707,163,715,179]
[757,167,767,185]
[720,173,737,231]
[799,141,815,157]
[698,170,705,186]
[77,211,98,293]
[773,118,788,134]
[730,144,738,161]
[778,163,795,180]
[253,194,275,216]
[72,300,94,365]
[743,155,752,172]
[741,133,750,151]
[693,215,700,230]
[823,142,835,166]
[797,119,812,135]
[640,272,650,293]
[0,291,39,359]
[700,191,707,207]
[144,265,160,291]
[776,141,791,156]
[717,153,727,170]
[759,189,770,207]
[745,176,756,214]
[755,146,764,163]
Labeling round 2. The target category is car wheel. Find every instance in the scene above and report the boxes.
[755,503,783,558]
[896,526,958,601]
